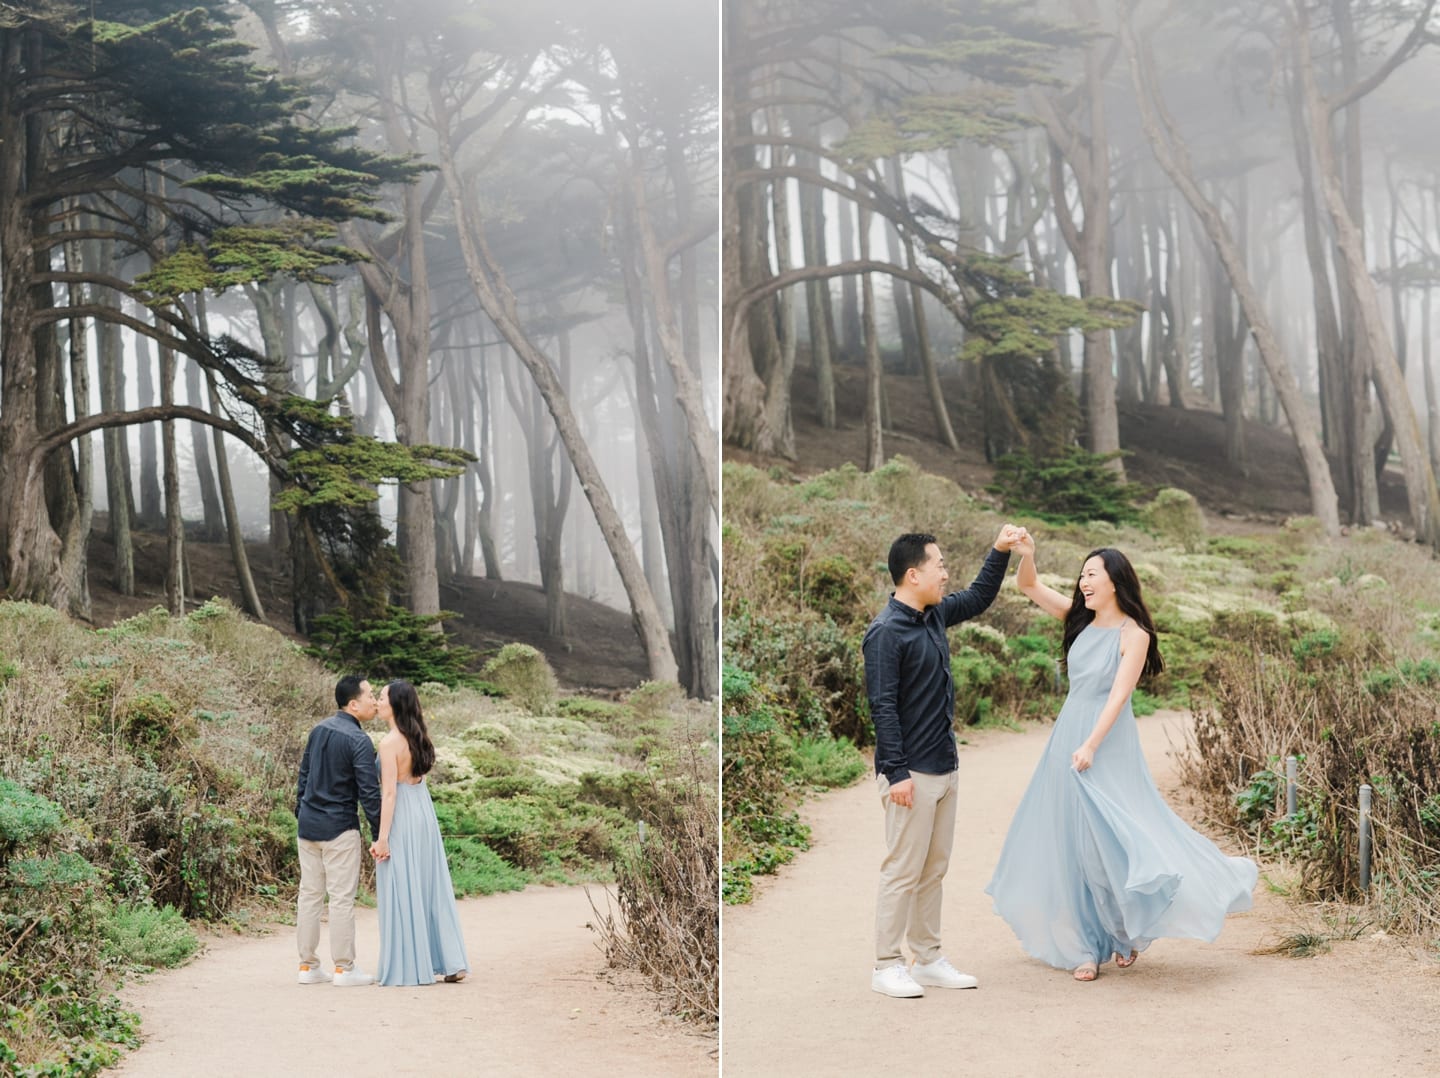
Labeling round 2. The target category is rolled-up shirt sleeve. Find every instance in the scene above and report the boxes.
[863,623,910,784]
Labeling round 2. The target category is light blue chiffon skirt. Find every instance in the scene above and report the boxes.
[376,780,469,985]
[986,625,1257,969]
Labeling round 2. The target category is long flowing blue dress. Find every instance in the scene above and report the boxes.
[375,779,470,986]
[986,623,1257,969]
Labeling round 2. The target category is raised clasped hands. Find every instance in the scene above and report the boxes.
[995,523,1032,556]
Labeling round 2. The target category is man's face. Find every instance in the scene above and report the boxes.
[356,680,379,720]
[908,543,949,607]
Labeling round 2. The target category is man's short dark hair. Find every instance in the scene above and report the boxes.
[335,675,366,710]
[889,533,938,585]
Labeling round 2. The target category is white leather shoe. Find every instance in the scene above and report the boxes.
[911,956,978,989]
[871,963,925,998]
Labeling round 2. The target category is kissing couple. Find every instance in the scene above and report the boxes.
[294,675,470,987]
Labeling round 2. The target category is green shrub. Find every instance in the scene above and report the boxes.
[988,445,1142,525]
[305,605,480,687]
[482,643,559,715]
[102,902,199,969]
[787,736,866,788]
[0,780,63,859]
[556,696,627,721]
[443,837,529,896]
[1143,488,1206,552]
[625,680,684,724]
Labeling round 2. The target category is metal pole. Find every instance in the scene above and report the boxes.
[1358,784,1373,893]
[1285,755,1298,816]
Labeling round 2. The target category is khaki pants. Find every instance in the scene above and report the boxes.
[296,829,363,971]
[875,769,958,967]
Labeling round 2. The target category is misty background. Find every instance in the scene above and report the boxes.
[723,0,1440,550]
[0,0,718,696]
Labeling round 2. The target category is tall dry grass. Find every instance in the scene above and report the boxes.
[587,716,718,1025]
[1180,539,1440,936]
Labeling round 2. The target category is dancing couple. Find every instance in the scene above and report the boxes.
[294,675,469,987]
[865,527,1256,997]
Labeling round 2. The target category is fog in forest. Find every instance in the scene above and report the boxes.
[724,0,1440,550]
[0,0,718,695]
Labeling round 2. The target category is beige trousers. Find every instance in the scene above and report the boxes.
[875,768,958,967]
[296,828,363,971]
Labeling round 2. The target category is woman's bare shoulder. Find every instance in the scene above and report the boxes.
[1121,620,1152,647]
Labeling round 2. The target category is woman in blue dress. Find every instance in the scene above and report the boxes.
[986,538,1256,981]
[370,679,470,986]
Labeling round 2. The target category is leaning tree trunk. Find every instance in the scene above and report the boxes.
[433,144,678,683]
[1122,10,1340,534]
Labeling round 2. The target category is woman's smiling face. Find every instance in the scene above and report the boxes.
[1078,556,1115,611]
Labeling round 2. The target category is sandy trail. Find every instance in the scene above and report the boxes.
[722,711,1440,1076]
[112,885,714,1077]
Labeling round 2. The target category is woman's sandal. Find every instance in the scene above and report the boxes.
[443,971,467,983]
[1072,961,1099,982]
[1114,950,1138,969]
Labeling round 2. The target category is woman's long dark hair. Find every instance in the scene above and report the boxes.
[386,679,435,778]
[1061,548,1164,679]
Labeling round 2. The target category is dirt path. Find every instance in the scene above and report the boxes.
[722,711,1440,1076]
[112,885,714,1076]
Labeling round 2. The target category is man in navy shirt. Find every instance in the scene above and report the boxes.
[295,675,382,986]
[864,526,1023,998]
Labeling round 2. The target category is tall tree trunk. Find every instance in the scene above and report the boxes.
[1292,10,1440,546]
[835,172,862,358]
[94,233,134,594]
[184,351,224,541]
[473,352,503,580]
[860,205,884,471]
[159,335,184,615]
[792,107,837,428]
[1423,284,1440,475]
[1037,4,1122,471]
[132,323,164,529]
[60,228,93,617]
[883,157,919,373]
[893,162,958,450]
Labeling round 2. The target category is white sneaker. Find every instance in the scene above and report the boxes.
[332,967,375,986]
[871,963,925,998]
[297,964,332,985]
[911,956,978,989]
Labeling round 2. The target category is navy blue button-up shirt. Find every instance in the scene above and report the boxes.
[295,711,382,842]
[862,547,1010,783]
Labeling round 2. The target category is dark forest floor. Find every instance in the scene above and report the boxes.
[84,517,649,691]
[725,363,1410,535]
